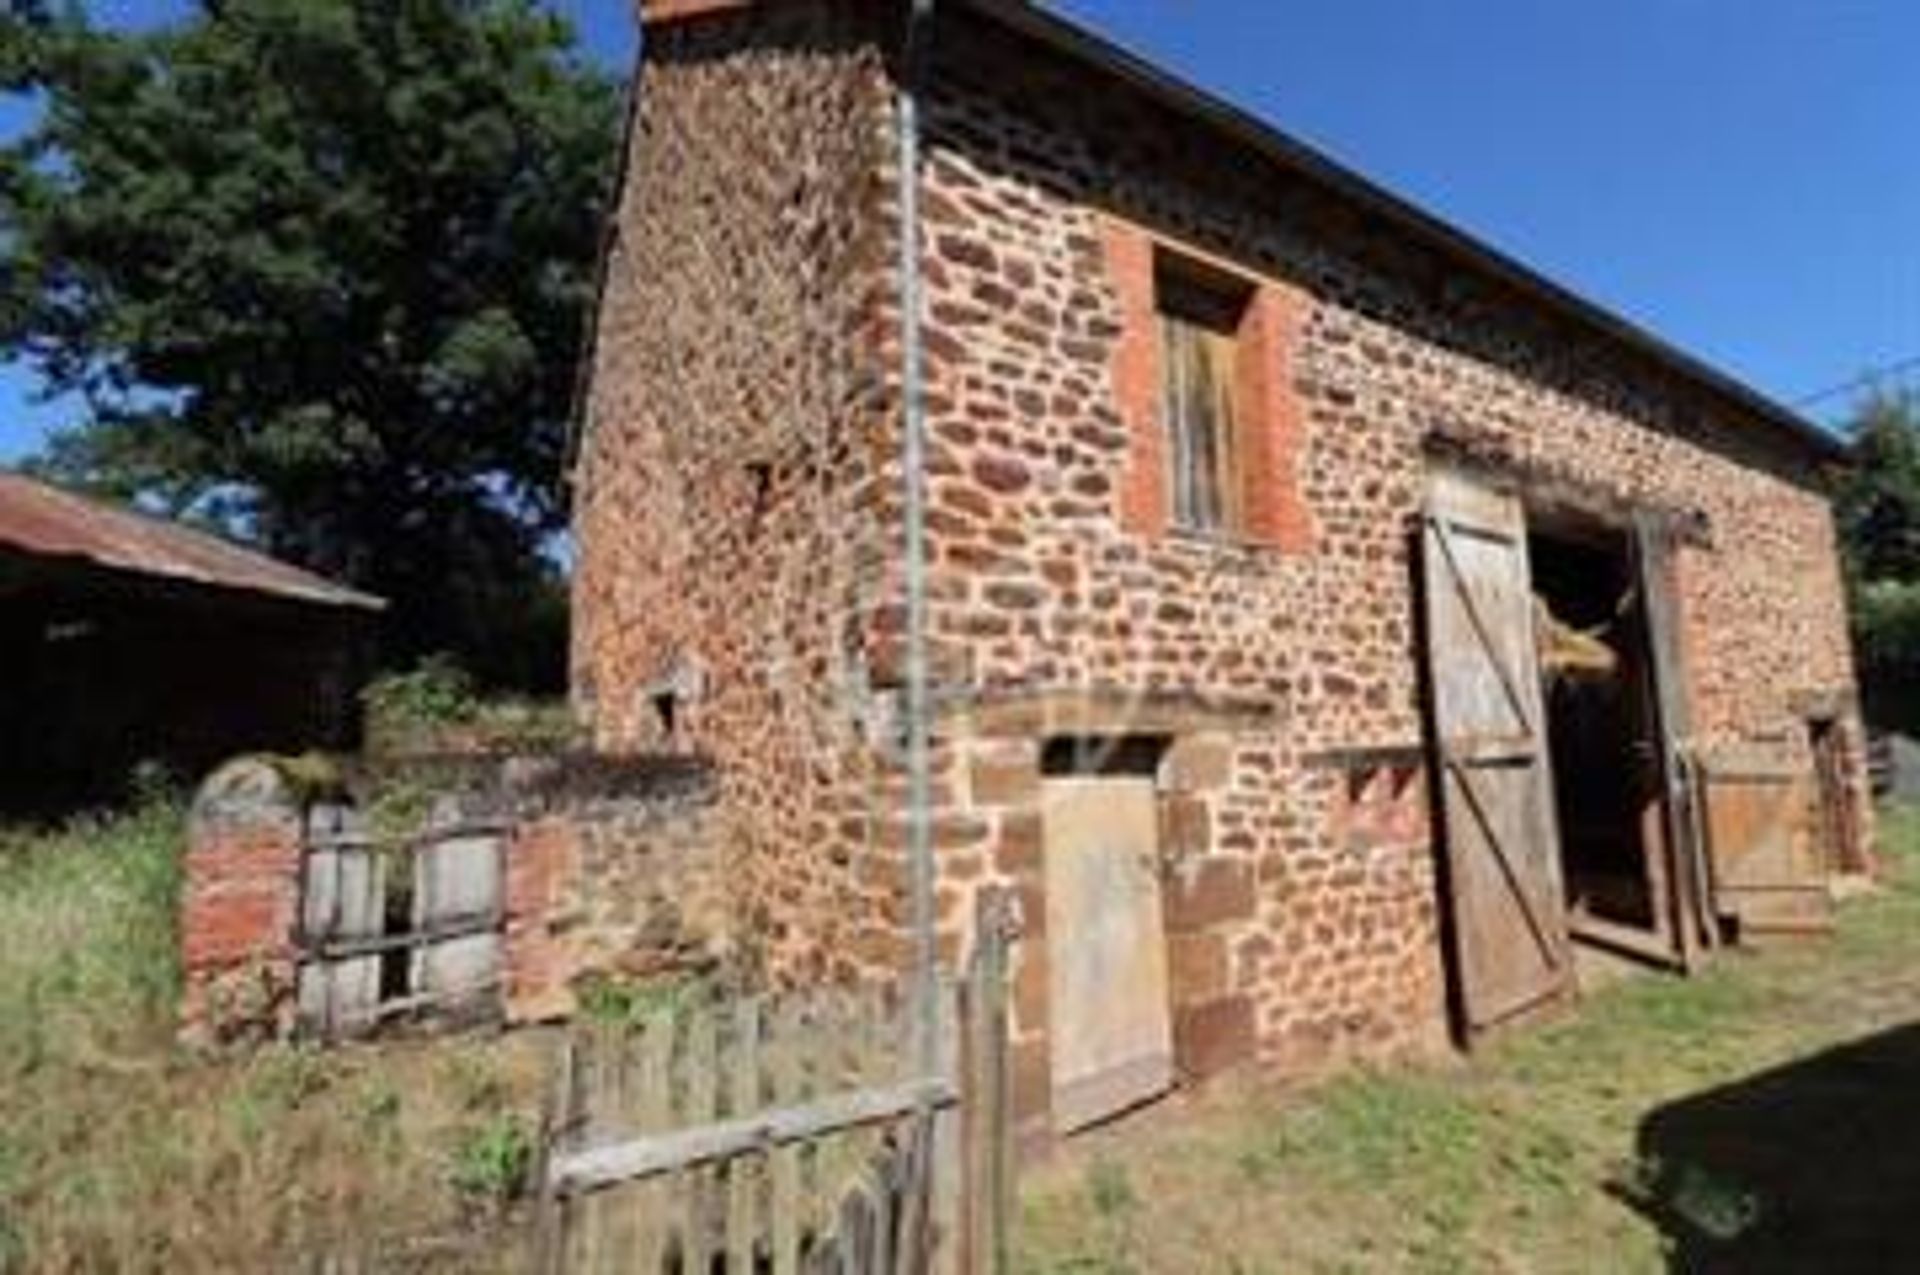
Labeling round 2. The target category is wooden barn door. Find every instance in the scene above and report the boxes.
[1423,469,1573,1034]
[1634,516,1717,965]
[1042,774,1174,1132]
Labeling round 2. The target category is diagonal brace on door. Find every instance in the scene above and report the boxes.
[1444,751,1566,971]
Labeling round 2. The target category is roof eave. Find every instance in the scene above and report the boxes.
[953,0,1845,464]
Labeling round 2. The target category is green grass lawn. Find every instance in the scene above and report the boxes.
[1021,808,1920,1274]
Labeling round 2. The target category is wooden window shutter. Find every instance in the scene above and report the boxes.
[1161,311,1241,533]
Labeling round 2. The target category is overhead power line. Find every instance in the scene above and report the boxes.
[1793,353,1920,409]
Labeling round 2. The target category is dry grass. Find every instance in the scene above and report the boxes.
[9,796,1918,1271]
[0,800,548,1272]
[1020,807,1920,1274]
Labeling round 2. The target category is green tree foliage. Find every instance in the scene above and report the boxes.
[1832,390,1920,727]
[0,1,621,687]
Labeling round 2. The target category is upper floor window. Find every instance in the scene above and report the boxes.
[1157,255,1252,535]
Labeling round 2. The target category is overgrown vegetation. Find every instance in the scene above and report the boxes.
[0,801,546,1271]
[573,972,716,1030]
[2,1,617,687]
[9,793,1919,1269]
[1833,389,1920,729]
[1021,808,1920,1273]
[362,655,578,756]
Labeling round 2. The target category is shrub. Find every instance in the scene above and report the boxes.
[448,1115,533,1205]
[362,655,481,749]
[574,973,710,1028]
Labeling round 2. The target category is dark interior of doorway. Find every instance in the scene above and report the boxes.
[1528,511,1666,943]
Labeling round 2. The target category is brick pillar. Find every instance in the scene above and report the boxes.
[503,816,581,1024]
[1102,218,1169,537]
[1236,282,1315,553]
[179,758,305,1046]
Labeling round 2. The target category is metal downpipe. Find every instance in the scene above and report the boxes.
[897,0,939,1076]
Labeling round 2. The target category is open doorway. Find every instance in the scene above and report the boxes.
[1526,509,1671,960]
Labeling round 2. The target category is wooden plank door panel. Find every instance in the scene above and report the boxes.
[1423,469,1572,1033]
[1697,745,1833,938]
[296,843,383,1036]
[1042,776,1173,1132]
[413,831,503,1011]
[1635,516,1716,964]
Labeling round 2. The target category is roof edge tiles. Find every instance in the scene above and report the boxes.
[0,471,385,612]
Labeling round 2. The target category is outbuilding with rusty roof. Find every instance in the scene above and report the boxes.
[0,470,382,813]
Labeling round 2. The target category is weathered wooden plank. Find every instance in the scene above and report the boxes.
[303,913,500,960]
[770,997,803,1275]
[726,998,763,1273]
[578,1026,613,1275]
[867,1148,896,1275]
[413,830,504,1015]
[894,1107,936,1275]
[305,820,511,852]
[928,981,965,1275]
[635,1013,675,1273]
[297,843,385,1038]
[549,1077,959,1198]
[1422,469,1572,1035]
[534,1036,579,1275]
[681,1003,719,1275]
[983,959,1014,1274]
[1636,514,1719,962]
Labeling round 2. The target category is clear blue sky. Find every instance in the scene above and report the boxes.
[3,0,1915,463]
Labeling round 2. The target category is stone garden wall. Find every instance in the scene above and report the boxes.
[179,754,728,1045]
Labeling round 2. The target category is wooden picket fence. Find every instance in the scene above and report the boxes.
[536,893,1017,1274]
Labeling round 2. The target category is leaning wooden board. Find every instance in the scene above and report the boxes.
[1694,742,1833,938]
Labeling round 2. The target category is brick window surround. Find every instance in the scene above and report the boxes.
[1104,218,1313,552]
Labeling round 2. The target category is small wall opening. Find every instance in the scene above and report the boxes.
[1040,733,1169,778]
[1527,510,1664,940]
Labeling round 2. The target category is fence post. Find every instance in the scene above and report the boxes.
[972,888,1015,1274]
[535,1035,580,1275]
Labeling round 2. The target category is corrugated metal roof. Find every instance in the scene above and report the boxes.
[0,471,385,611]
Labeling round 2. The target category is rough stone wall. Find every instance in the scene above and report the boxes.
[895,9,1866,1098]
[569,1,1867,1129]
[504,784,730,1023]
[570,2,911,985]
[180,755,728,1043]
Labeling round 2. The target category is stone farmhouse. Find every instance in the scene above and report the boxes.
[571,0,1869,1136]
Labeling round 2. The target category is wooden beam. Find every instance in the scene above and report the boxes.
[548,1077,959,1197]
[299,913,500,959]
